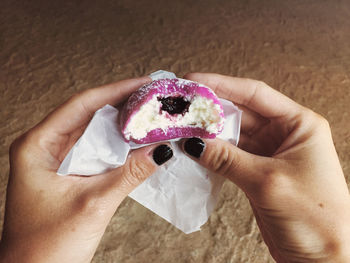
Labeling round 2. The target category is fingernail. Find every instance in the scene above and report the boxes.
[184,137,205,158]
[152,144,173,165]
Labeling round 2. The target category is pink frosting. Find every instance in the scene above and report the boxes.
[120,78,225,144]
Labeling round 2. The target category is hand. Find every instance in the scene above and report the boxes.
[0,77,173,263]
[183,73,350,262]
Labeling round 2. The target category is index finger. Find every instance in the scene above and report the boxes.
[184,73,302,119]
[38,77,151,135]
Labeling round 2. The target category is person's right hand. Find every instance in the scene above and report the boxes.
[183,73,350,262]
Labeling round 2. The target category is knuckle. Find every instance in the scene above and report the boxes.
[71,89,88,100]
[69,92,83,104]
[9,131,37,159]
[77,88,96,99]
[9,137,22,157]
[254,80,271,94]
[71,89,95,116]
[205,146,236,176]
[69,89,91,107]
[244,80,267,107]
[123,159,154,186]
[302,109,330,130]
[314,113,330,129]
[256,80,269,89]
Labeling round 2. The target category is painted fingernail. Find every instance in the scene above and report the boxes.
[184,137,205,158]
[152,145,173,165]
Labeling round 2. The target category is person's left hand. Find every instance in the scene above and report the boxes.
[0,77,173,263]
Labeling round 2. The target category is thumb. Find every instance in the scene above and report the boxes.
[182,137,273,193]
[101,143,173,198]
[121,143,173,190]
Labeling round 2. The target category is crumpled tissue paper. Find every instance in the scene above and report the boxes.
[57,70,242,234]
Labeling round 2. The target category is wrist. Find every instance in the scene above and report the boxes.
[330,237,350,262]
[0,240,21,263]
[0,237,95,263]
[0,239,46,263]
[324,219,350,262]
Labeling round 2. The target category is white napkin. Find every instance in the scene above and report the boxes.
[57,70,242,234]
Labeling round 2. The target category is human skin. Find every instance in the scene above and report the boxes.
[1,73,349,263]
[183,73,350,262]
[0,77,173,263]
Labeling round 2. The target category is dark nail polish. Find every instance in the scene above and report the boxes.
[153,145,173,165]
[184,137,205,158]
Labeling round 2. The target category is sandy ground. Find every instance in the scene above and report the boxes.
[1,0,350,262]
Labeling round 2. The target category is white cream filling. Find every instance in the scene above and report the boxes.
[124,95,223,140]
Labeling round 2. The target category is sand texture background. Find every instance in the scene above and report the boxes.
[1,0,350,262]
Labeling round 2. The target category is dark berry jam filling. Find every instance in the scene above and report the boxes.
[158,96,190,115]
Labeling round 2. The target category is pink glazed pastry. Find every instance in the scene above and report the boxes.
[120,78,225,144]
